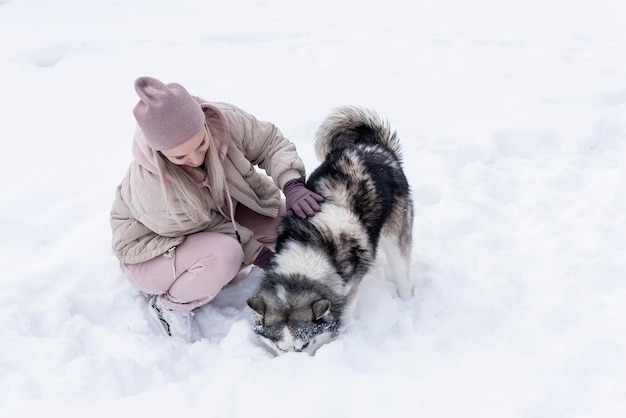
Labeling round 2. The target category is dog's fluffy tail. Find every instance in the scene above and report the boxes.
[313,106,402,162]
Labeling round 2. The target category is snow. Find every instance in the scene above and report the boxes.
[1,0,625,416]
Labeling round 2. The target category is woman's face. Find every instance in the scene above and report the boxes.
[161,126,210,167]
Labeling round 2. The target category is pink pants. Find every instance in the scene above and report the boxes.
[121,201,286,311]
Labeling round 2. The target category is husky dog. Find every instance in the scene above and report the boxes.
[247,106,414,355]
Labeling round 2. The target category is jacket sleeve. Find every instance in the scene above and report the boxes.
[110,183,184,264]
[218,103,306,189]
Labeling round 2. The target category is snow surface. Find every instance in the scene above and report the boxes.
[1,0,625,417]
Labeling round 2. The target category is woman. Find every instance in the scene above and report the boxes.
[110,76,323,342]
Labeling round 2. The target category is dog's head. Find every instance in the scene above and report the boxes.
[247,277,341,355]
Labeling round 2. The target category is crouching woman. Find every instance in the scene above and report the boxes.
[110,76,322,342]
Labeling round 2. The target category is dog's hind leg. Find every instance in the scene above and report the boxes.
[380,200,414,300]
[380,232,413,300]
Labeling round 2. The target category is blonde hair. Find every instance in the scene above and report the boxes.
[154,125,226,225]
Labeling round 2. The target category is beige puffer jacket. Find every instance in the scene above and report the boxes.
[110,100,305,265]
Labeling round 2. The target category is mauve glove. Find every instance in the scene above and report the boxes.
[283,177,324,218]
[253,246,274,269]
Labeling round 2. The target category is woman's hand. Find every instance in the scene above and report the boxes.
[283,177,324,218]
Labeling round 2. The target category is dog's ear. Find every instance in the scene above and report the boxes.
[247,297,266,316]
[311,299,331,320]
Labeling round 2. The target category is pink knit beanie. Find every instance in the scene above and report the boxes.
[133,76,206,151]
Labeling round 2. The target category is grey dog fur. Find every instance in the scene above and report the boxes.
[247,106,414,355]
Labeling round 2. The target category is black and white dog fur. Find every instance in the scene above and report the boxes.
[247,106,414,355]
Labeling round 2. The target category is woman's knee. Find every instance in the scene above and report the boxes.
[164,233,244,306]
[176,232,244,271]
[121,232,244,301]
